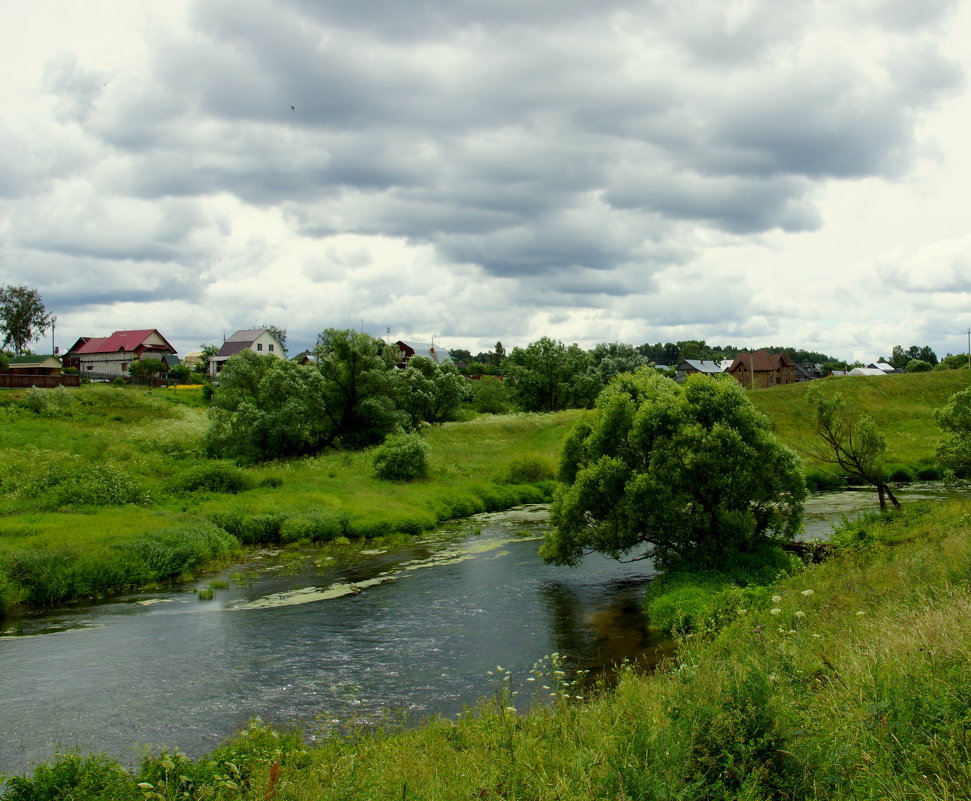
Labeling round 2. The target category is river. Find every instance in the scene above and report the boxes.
[0,484,965,775]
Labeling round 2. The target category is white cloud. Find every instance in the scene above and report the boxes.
[1,0,970,360]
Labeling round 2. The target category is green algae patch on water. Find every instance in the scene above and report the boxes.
[228,531,539,610]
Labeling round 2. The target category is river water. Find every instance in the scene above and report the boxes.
[0,484,964,774]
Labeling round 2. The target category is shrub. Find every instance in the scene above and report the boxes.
[373,432,430,481]
[279,512,345,543]
[915,463,944,481]
[887,463,914,483]
[2,751,138,800]
[21,386,78,417]
[17,458,149,509]
[500,455,554,484]
[803,468,846,492]
[171,461,254,494]
[471,376,511,414]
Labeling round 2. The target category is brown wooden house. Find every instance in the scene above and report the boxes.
[728,350,796,389]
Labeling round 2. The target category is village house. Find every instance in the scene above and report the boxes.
[394,340,453,367]
[5,354,63,375]
[674,358,732,383]
[728,350,796,389]
[64,330,178,377]
[208,329,286,375]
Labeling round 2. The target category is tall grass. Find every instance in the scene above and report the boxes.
[7,498,970,800]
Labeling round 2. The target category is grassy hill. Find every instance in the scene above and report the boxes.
[749,370,971,469]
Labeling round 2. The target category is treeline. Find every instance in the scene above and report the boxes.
[451,339,840,372]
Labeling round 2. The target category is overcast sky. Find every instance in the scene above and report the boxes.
[3,0,970,361]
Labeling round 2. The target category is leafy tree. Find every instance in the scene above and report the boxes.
[542,370,805,570]
[506,337,593,412]
[206,350,329,463]
[314,329,406,448]
[935,353,970,370]
[591,342,648,383]
[128,358,167,380]
[890,344,938,369]
[471,375,511,414]
[935,386,971,477]
[904,358,933,373]
[804,385,900,510]
[197,344,220,375]
[493,340,506,368]
[0,285,53,354]
[169,363,193,383]
[398,355,470,426]
[373,432,430,481]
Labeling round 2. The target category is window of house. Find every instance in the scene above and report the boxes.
[86,365,93,370]
[256,343,263,351]
[269,344,274,352]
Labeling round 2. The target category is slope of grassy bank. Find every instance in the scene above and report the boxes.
[7,497,969,800]
[0,385,579,613]
[750,369,971,468]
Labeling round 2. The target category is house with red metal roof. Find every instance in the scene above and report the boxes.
[66,330,177,377]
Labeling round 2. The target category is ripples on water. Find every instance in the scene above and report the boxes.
[2,484,966,774]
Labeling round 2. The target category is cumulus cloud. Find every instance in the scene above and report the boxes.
[1,0,968,357]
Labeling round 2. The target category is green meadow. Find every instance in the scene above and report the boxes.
[0,384,578,613]
[6,495,970,800]
[0,369,966,614]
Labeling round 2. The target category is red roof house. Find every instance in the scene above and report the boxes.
[68,329,177,377]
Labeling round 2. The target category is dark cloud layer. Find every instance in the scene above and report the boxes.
[1,0,966,356]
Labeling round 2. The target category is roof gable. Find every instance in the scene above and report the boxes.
[75,329,176,354]
[729,350,795,372]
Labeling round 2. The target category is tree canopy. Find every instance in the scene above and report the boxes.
[542,370,805,570]
[804,384,899,510]
[0,285,52,354]
[936,385,971,478]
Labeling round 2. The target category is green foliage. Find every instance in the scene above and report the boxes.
[398,355,469,426]
[207,350,330,463]
[1,751,137,800]
[128,358,167,379]
[805,384,900,509]
[506,337,595,412]
[14,457,149,510]
[905,358,933,373]
[315,329,407,448]
[891,344,938,368]
[373,432,430,481]
[279,512,345,543]
[936,384,971,477]
[500,455,554,484]
[0,284,52,355]
[470,375,510,414]
[544,370,805,570]
[21,386,78,417]
[171,461,255,494]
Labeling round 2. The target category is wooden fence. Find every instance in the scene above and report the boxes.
[0,373,82,389]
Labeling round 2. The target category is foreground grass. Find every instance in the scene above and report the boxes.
[6,498,969,800]
[0,385,578,613]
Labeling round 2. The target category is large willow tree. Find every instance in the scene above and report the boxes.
[541,369,805,570]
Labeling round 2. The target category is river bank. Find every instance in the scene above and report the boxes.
[5,495,969,800]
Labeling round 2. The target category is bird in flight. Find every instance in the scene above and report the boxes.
[290,105,295,112]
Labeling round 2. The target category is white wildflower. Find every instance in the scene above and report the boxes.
[770,608,782,615]
[771,595,782,603]
[801,589,814,597]
[794,611,805,620]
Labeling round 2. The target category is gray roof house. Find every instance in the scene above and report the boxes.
[675,359,731,383]
[209,329,286,375]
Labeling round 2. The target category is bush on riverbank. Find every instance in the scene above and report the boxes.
[7,498,970,800]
